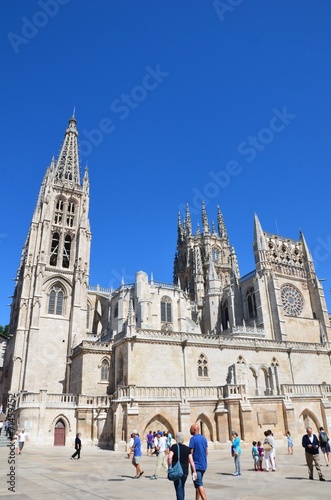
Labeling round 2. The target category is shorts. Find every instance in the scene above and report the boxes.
[147,442,153,449]
[19,442,25,450]
[253,456,259,464]
[132,455,141,465]
[193,470,205,488]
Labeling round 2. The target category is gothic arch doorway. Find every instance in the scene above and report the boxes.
[299,409,320,433]
[54,419,66,446]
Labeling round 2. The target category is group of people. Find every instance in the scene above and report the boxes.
[8,428,29,455]
[233,429,276,475]
[130,423,208,499]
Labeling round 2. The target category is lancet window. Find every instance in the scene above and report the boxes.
[54,199,64,224]
[62,235,71,268]
[66,202,75,227]
[161,296,172,322]
[50,232,60,266]
[101,360,109,381]
[246,286,257,319]
[48,285,64,315]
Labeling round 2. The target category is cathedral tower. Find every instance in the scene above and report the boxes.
[2,117,91,395]
[174,203,240,331]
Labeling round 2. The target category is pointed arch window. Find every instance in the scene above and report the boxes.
[211,248,219,262]
[221,299,229,330]
[161,296,172,322]
[54,199,64,224]
[66,202,75,227]
[198,353,208,377]
[62,235,71,268]
[48,285,64,315]
[101,359,110,382]
[246,286,257,319]
[50,232,60,266]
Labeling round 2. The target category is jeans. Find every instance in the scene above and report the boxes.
[234,454,241,474]
[174,474,188,500]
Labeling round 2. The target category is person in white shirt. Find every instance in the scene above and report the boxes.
[18,429,28,455]
[150,431,168,479]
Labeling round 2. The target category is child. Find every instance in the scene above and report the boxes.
[257,440,264,471]
[252,441,259,471]
[285,431,293,455]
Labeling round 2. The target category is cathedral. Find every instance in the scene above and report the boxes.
[1,116,331,448]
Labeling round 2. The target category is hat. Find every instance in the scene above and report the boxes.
[132,429,138,434]
[156,430,162,435]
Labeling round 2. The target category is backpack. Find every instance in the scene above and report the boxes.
[320,431,328,444]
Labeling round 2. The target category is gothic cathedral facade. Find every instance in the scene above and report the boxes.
[1,117,331,448]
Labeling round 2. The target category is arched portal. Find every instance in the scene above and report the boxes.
[54,419,66,446]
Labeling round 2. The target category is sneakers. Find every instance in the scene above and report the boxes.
[150,475,158,480]
[233,472,239,476]
[320,477,326,481]
[139,471,144,478]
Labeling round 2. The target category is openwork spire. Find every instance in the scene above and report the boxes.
[184,203,192,236]
[54,116,80,185]
[202,201,210,234]
[217,205,228,240]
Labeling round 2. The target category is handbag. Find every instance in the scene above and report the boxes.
[263,442,272,452]
[168,444,184,481]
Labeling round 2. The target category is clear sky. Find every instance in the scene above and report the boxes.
[1,0,331,325]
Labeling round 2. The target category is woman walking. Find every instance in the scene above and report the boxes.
[168,432,196,500]
[231,431,242,476]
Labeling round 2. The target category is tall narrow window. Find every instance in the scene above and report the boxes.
[198,353,208,377]
[54,199,64,224]
[211,248,219,262]
[86,303,90,330]
[246,287,257,319]
[222,300,229,330]
[50,232,60,266]
[66,202,75,227]
[101,360,109,381]
[48,285,64,315]
[161,296,172,322]
[62,235,71,268]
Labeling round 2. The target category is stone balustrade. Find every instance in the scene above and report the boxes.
[281,384,331,396]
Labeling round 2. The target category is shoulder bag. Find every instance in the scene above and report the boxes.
[168,444,184,481]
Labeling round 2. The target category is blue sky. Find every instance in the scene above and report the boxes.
[1,0,331,325]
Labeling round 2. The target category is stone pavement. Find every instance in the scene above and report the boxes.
[0,443,330,499]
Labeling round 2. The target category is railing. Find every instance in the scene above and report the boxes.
[113,385,238,401]
[88,285,112,294]
[281,384,331,397]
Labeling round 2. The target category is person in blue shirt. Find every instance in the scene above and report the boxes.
[189,423,208,500]
[131,430,144,479]
[231,431,242,476]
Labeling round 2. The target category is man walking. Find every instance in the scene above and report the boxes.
[150,431,168,479]
[302,426,325,481]
[131,430,144,479]
[189,423,208,500]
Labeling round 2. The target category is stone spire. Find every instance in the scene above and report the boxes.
[217,205,228,240]
[177,212,184,243]
[184,203,192,236]
[202,201,210,234]
[54,116,80,185]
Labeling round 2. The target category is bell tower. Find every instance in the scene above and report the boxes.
[2,116,91,395]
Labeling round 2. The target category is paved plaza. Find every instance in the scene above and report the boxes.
[0,443,330,499]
